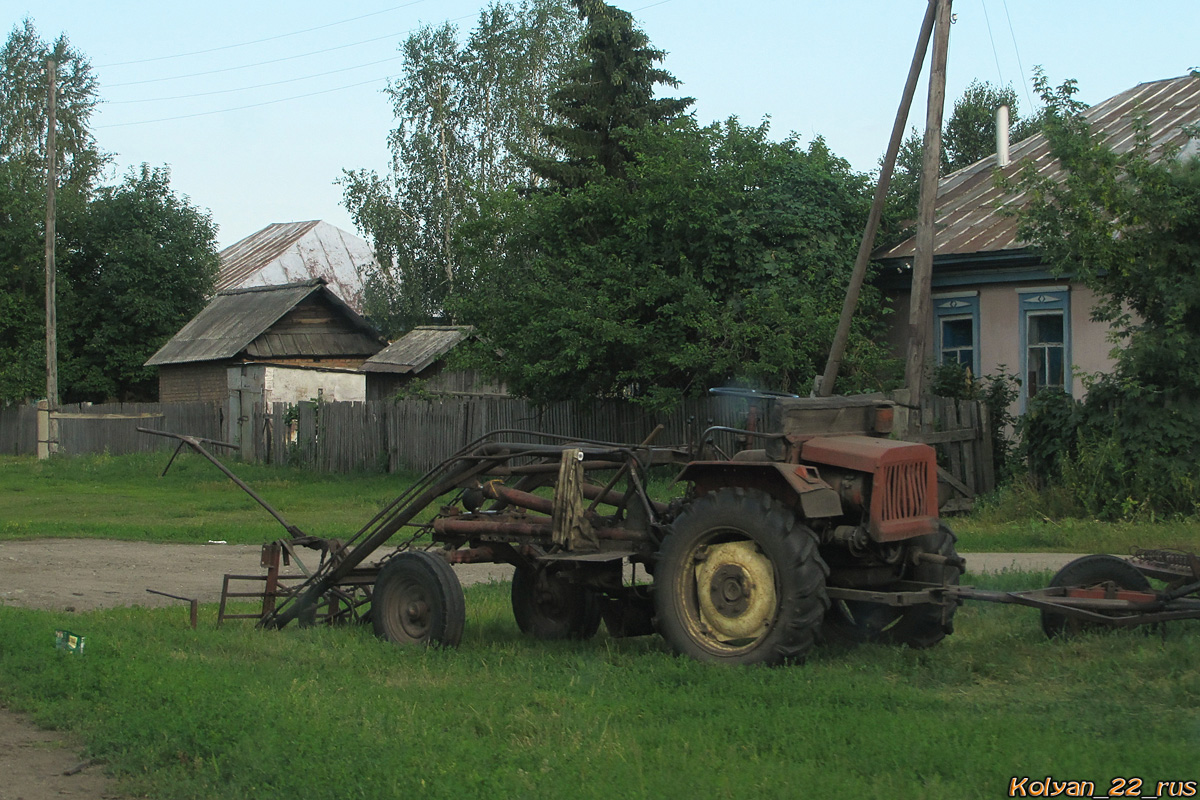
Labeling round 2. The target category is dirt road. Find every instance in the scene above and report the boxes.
[0,538,1085,800]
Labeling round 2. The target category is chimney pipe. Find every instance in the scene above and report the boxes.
[996,104,1010,167]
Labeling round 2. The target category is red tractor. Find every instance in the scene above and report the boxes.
[211,392,963,667]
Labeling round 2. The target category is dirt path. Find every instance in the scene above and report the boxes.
[0,539,1085,800]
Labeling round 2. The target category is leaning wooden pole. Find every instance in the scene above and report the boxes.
[818,0,938,397]
[903,0,953,399]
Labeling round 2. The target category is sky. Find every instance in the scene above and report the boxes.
[5,0,1198,249]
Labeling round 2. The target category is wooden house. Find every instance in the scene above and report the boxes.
[875,74,1200,411]
[361,326,505,401]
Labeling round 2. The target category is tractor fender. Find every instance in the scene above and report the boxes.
[675,461,843,520]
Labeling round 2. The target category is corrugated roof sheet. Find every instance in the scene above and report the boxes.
[875,74,1200,262]
[215,221,321,290]
[145,279,383,366]
[361,326,473,375]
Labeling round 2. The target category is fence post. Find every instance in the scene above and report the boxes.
[36,399,51,459]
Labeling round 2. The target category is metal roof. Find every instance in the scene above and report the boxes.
[215,221,375,311]
[217,221,321,288]
[875,74,1200,262]
[361,326,474,375]
[145,279,384,366]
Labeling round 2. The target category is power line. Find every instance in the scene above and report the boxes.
[97,0,433,68]
[98,1,675,128]
[979,0,1006,87]
[103,24,449,88]
[100,55,405,104]
[1000,0,1035,111]
[96,74,399,129]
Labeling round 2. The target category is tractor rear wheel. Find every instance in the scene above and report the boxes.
[1041,554,1152,639]
[654,488,829,666]
[511,563,602,640]
[372,551,465,647]
[828,524,961,649]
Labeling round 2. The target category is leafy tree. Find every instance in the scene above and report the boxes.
[886,79,1041,228]
[943,79,1040,172]
[455,118,898,408]
[58,166,219,402]
[0,19,104,404]
[1010,71,1200,516]
[0,18,104,188]
[527,0,692,188]
[341,0,582,336]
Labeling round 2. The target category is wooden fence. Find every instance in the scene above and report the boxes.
[245,395,749,474]
[0,402,224,457]
[1,393,994,509]
[895,395,994,512]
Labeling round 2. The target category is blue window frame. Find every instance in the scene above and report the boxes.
[933,292,980,378]
[1018,288,1071,409]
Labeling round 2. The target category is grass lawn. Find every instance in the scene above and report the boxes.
[4,452,1200,556]
[0,453,414,544]
[1,571,1198,799]
[2,454,1199,797]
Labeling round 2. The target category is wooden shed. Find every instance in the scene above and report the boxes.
[361,325,504,401]
[146,279,386,440]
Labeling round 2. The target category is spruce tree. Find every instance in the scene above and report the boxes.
[530,0,693,187]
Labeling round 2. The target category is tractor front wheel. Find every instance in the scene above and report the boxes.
[654,488,829,666]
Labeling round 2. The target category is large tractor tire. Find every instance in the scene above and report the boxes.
[511,563,602,640]
[1040,554,1152,639]
[827,524,962,649]
[372,551,466,647]
[654,488,829,666]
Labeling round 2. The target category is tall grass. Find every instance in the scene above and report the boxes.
[1,572,1197,799]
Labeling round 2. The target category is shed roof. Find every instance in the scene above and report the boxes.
[875,74,1200,262]
[145,279,383,367]
[361,326,474,375]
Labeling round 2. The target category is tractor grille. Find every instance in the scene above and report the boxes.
[880,460,927,522]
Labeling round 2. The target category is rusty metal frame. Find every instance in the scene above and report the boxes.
[828,577,1200,629]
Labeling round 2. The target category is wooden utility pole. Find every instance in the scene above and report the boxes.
[903,0,953,399]
[818,0,938,396]
[43,58,59,457]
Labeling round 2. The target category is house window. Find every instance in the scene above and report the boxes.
[1019,288,1071,407]
[933,292,980,378]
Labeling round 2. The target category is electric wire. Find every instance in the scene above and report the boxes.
[103,22,469,88]
[96,0,433,68]
[96,0,678,127]
[1000,0,1035,110]
[979,0,1006,88]
[100,55,405,104]
[97,75,398,128]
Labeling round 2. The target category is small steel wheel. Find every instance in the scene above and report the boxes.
[372,551,465,647]
[511,563,602,640]
[654,488,828,666]
[1041,554,1152,639]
